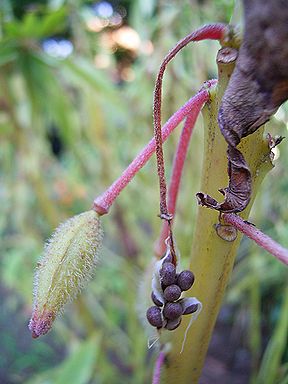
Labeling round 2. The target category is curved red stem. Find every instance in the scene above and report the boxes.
[153,23,227,219]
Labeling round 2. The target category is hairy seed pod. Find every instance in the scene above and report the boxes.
[146,306,163,328]
[151,291,163,307]
[163,302,183,320]
[160,262,176,286]
[163,284,181,302]
[165,317,182,331]
[177,270,195,291]
[29,210,103,338]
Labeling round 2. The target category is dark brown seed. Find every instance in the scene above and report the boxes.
[177,270,195,291]
[165,317,182,330]
[163,302,182,320]
[163,284,181,302]
[151,291,163,307]
[146,306,163,328]
[160,262,176,286]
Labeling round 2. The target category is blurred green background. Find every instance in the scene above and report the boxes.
[0,1,287,383]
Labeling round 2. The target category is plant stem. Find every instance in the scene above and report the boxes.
[162,46,274,383]
[154,81,216,256]
[223,213,288,266]
[93,90,209,215]
[152,351,165,384]
[153,24,226,219]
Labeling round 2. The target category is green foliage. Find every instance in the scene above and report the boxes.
[3,7,67,39]
[255,285,288,384]
[25,333,101,384]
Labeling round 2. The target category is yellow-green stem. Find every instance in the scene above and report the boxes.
[162,46,273,383]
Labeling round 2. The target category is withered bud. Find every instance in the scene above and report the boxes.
[29,210,103,338]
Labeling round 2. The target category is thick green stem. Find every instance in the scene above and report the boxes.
[161,47,273,383]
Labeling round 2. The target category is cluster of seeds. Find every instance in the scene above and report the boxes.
[146,255,197,331]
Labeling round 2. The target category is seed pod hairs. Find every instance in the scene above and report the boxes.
[29,210,103,338]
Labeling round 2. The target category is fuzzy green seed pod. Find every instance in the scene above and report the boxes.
[29,210,103,338]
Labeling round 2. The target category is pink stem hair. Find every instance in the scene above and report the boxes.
[153,23,227,219]
[223,213,288,266]
[94,88,209,215]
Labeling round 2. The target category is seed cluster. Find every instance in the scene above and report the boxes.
[146,256,196,331]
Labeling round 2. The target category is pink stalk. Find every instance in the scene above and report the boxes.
[154,87,211,255]
[94,89,209,215]
[152,351,165,384]
[223,213,288,266]
[153,23,227,218]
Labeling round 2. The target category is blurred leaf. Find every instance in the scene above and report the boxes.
[138,0,156,18]
[3,7,67,39]
[63,58,121,106]
[53,334,100,384]
[0,43,18,66]
[25,333,101,384]
[256,285,288,384]
[278,370,288,384]
[39,7,67,37]
[1,240,38,302]
[18,51,77,144]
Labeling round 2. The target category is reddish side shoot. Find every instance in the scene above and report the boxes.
[93,89,209,215]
